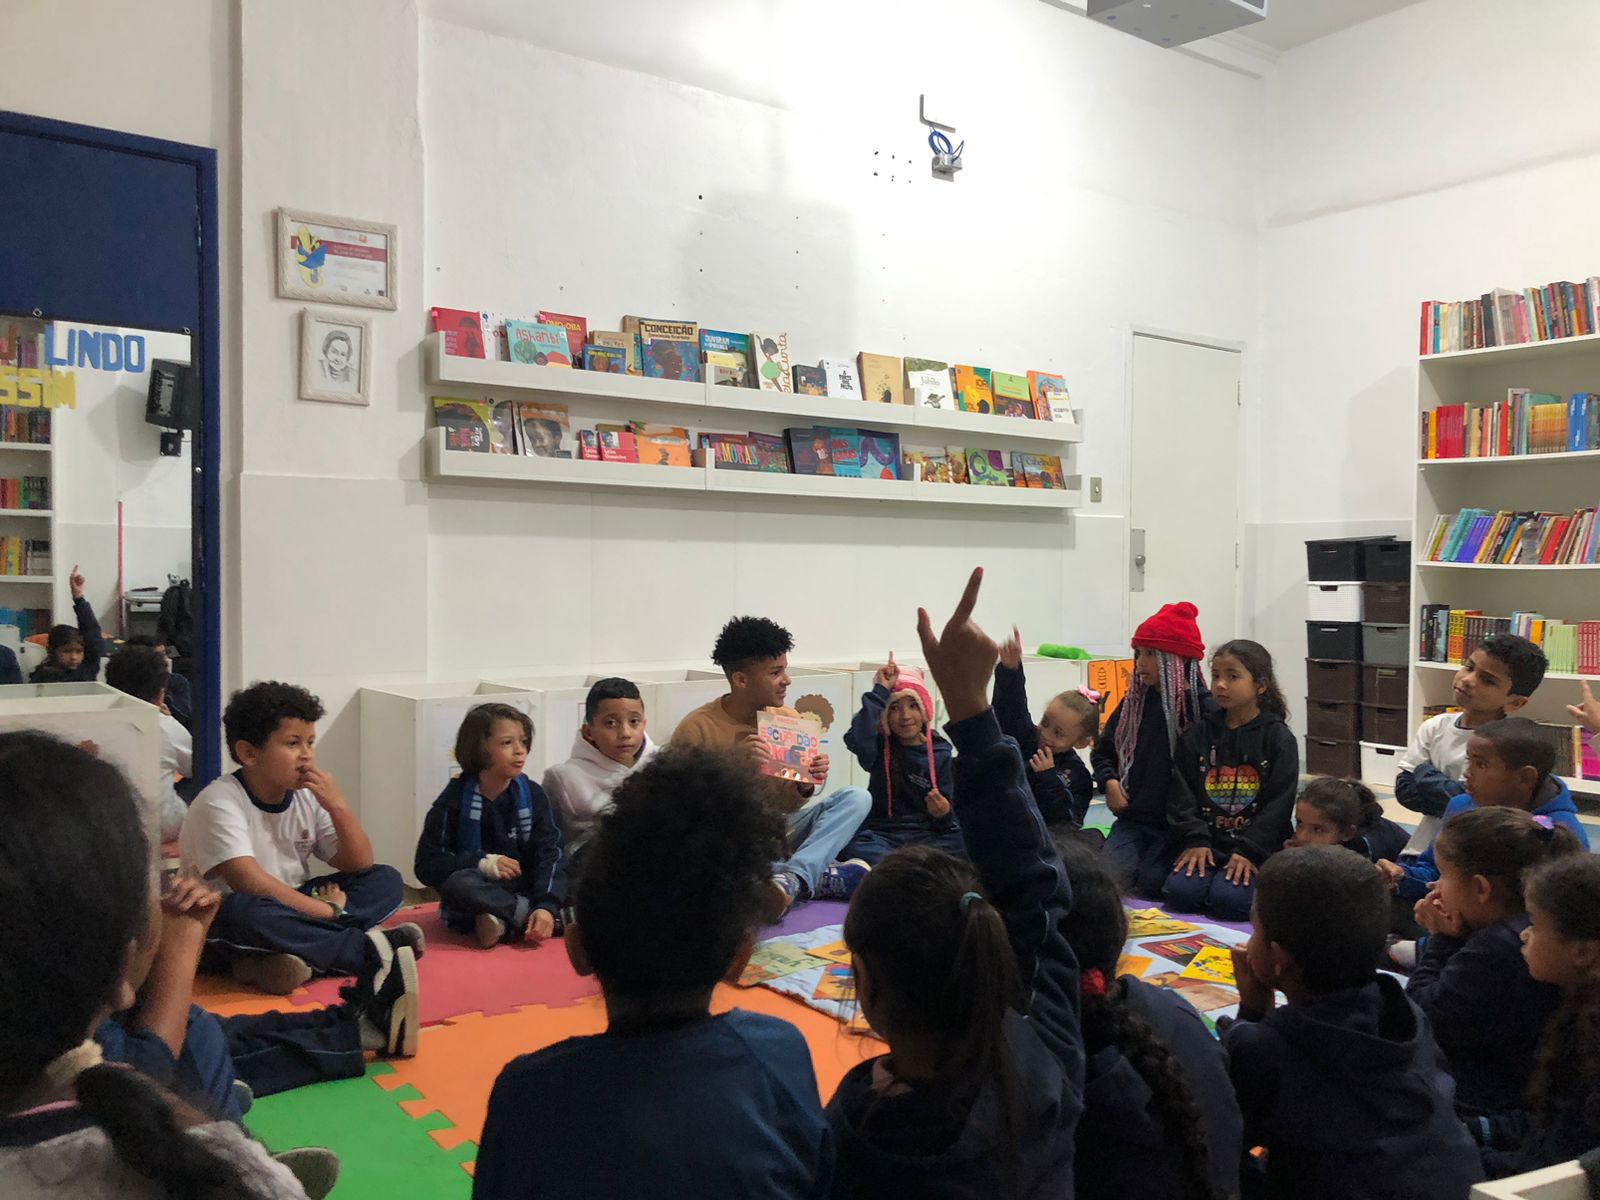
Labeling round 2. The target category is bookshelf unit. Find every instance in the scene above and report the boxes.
[1415,339,1600,798]
[0,419,59,634]
[424,333,1084,510]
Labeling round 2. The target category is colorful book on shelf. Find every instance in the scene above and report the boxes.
[791,364,827,396]
[857,430,901,480]
[751,332,793,393]
[951,366,994,415]
[821,358,862,401]
[857,353,905,405]
[786,427,835,476]
[479,311,538,362]
[631,423,693,467]
[700,329,751,362]
[583,345,628,374]
[946,448,970,484]
[992,372,1033,419]
[1009,452,1035,487]
[505,321,574,367]
[1028,371,1074,425]
[637,318,698,346]
[966,448,1008,486]
[1034,454,1066,489]
[641,338,702,382]
[578,429,600,461]
[905,359,953,409]
[704,350,754,388]
[903,450,950,483]
[589,330,641,374]
[597,427,639,463]
[748,434,792,474]
[536,311,588,364]
[828,428,863,478]
[516,402,570,457]
[485,399,519,455]
[433,397,495,453]
[430,307,487,358]
[698,433,757,471]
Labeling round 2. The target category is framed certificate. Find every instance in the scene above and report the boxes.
[276,208,397,310]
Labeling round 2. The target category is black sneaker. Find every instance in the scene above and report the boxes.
[384,922,427,961]
[362,945,419,1057]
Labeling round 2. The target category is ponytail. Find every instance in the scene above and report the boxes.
[1435,807,1582,906]
[941,892,1024,1128]
[1298,777,1382,834]
[75,1064,245,1198]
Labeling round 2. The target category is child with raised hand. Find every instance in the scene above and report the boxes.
[838,651,964,864]
[1056,836,1241,1200]
[1165,640,1298,922]
[994,627,1099,838]
[1223,845,1483,1198]
[416,703,566,949]
[1284,777,1408,863]
[1092,601,1212,898]
[1405,806,1580,1114]
[542,677,659,860]
[0,731,309,1199]
[827,568,1084,1198]
[473,746,833,1200]
[29,565,103,683]
[1570,678,1600,762]
[1473,854,1600,1176]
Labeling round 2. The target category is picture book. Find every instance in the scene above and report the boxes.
[952,366,994,414]
[756,710,823,783]
[583,345,627,374]
[642,338,702,382]
[597,428,638,463]
[1116,954,1153,978]
[946,447,969,484]
[700,329,752,361]
[429,307,486,358]
[535,311,588,364]
[487,400,519,455]
[638,318,698,345]
[697,433,755,471]
[806,940,852,965]
[912,381,954,410]
[479,311,538,362]
[589,330,640,374]
[1179,945,1238,986]
[515,402,570,458]
[812,964,856,1003]
[1020,453,1051,488]
[1009,452,1036,488]
[1124,908,1199,938]
[631,423,693,467]
[737,940,817,987]
[902,450,931,481]
[821,358,862,401]
[505,320,574,367]
[999,396,1034,419]
[1035,454,1068,490]
[992,371,1033,418]
[1145,973,1237,1013]
[704,350,753,388]
[857,429,901,480]
[904,357,949,393]
[786,427,835,476]
[908,449,952,483]
[749,433,792,473]
[1028,371,1075,425]
[751,331,793,393]
[792,364,827,396]
[578,429,600,461]
[966,448,1008,486]
[828,428,863,478]
[1140,934,1231,968]
[857,353,906,405]
[433,397,493,453]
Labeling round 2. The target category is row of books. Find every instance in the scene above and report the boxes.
[1424,706,1600,782]
[0,323,45,370]
[1419,606,1600,675]
[1422,390,1599,459]
[0,605,49,639]
[0,476,48,510]
[1423,507,1600,565]
[0,405,51,446]
[429,308,1076,424]
[0,537,49,577]
[1420,278,1600,354]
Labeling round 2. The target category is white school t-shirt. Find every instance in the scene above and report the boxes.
[1397,711,1475,780]
[179,773,340,894]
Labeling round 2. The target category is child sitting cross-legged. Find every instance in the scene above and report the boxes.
[1406,806,1580,1115]
[416,703,567,949]
[542,677,659,862]
[838,653,965,864]
[1223,845,1484,1198]
[1283,777,1409,863]
[472,745,834,1199]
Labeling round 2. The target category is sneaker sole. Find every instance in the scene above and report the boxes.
[389,921,427,960]
[475,914,507,949]
[232,953,312,995]
[387,946,420,1057]
[365,928,396,992]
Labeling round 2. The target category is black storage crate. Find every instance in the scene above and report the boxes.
[1363,540,1411,583]
[1306,621,1363,661]
[1306,536,1396,582]
[1306,658,1361,702]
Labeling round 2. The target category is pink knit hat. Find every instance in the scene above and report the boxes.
[881,676,936,818]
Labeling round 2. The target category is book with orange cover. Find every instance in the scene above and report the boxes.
[631,423,692,467]
[951,366,994,415]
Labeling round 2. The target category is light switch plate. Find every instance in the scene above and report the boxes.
[1090,476,1103,503]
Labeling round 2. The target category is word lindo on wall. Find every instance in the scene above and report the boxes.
[45,325,147,374]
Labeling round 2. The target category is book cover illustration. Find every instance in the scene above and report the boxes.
[751,331,793,393]
[631,423,692,467]
[904,357,948,389]
[806,940,852,965]
[857,353,906,405]
[589,330,640,374]
[516,403,570,457]
[792,364,827,396]
[598,428,638,463]
[488,399,519,455]
[430,307,486,358]
[642,338,702,382]
[1140,933,1231,968]
[966,448,1008,486]
[536,310,588,364]
[505,320,574,367]
[700,329,752,361]
[902,450,929,481]
[1117,954,1153,978]
[638,318,699,345]
[952,366,994,414]
[1019,453,1051,488]
[821,358,862,401]
[1145,973,1237,1013]
[479,311,537,362]
[1028,371,1075,425]
[1123,908,1199,938]
[756,710,823,783]
[577,429,600,461]
[1010,451,1035,487]
[433,397,493,453]
[736,940,818,987]
[828,428,863,478]
[786,427,835,476]
[992,371,1033,418]
[704,350,753,388]
[749,433,792,473]
[912,382,954,410]
[1035,455,1067,490]
[858,430,901,480]
[812,964,856,1003]
[1178,945,1238,986]
[583,345,627,374]
[946,447,970,485]
[915,450,952,482]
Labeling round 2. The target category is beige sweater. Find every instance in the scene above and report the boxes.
[671,696,811,815]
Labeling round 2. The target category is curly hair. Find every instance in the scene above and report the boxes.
[1256,846,1388,995]
[710,616,794,677]
[222,681,326,763]
[576,745,783,1001]
[105,644,172,704]
[1048,690,1100,742]
[1526,857,1600,1128]
[1055,837,1217,1200]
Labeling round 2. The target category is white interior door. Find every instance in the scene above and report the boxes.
[1128,334,1243,658]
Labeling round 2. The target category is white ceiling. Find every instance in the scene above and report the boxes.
[1239,0,1429,52]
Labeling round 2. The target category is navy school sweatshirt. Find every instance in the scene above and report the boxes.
[843,685,957,831]
[826,709,1084,1200]
[1221,973,1483,1198]
[1091,686,1216,828]
[1168,708,1300,864]
[28,596,103,683]
[414,773,567,916]
[992,662,1094,827]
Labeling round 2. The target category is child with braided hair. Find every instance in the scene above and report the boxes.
[1056,836,1240,1200]
[1091,601,1213,898]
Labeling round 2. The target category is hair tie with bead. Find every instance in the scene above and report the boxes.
[1076,686,1102,705]
[959,891,982,916]
[1081,968,1108,1000]
[1533,814,1555,840]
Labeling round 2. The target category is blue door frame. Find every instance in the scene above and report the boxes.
[0,110,223,783]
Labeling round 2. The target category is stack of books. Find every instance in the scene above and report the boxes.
[1423,507,1599,565]
[1420,278,1600,354]
[1419,606,1600,675]
[1422,390,1598,458]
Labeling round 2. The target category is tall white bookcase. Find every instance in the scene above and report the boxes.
[0,418,59,635]
[1414,334,1600,800]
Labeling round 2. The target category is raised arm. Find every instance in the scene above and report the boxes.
[844,686,888,771]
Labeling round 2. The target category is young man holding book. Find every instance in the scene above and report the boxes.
[672,616,871,917]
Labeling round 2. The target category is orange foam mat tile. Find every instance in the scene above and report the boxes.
[192,974,326,1019]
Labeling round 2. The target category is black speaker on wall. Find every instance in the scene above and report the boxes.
[146,358,197,432]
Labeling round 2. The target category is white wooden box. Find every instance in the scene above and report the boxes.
[1471,1161,1586,1199]
[1307,582,1364,622]
[1360,741,1405,791]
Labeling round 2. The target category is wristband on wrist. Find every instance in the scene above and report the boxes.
[327,901,345,921]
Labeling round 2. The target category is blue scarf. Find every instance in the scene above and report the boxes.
[454,774,535,857]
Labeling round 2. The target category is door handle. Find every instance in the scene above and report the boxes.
[1131,528,1147,593]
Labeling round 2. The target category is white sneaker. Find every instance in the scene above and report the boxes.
[1387,939,1418,971]
[475,912,507,949]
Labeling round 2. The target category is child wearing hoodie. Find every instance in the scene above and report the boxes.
[993,627,1099,838]
[542,677,660,860]
[1223,845,1483,1198]
[1406,805,1579,1115]
[839,654,962,864]
[826,568,1084,1200]
[29,565,103,684]
[415,703,567,949]
[1165,640,1299,923]
[1092,601,1212,898]
[1283,777,1409,863]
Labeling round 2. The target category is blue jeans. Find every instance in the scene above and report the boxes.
[1163,861,1256,922]
[1103,819,1179,899]
[780,787,870,895]
[204,864,403,976]
[843,821,966,865]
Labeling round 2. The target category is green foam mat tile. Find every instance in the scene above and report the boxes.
[244,1063,475,1197]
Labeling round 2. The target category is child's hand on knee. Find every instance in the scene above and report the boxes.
[1222,854,1255,886]
[498,857,523,881]
[1173,846,1214,878]
[526,909,555,943]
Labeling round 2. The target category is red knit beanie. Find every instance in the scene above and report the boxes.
[1132,601,1203,661]
[881,677,936,819]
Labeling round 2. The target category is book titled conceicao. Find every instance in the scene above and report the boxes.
[756,710,823,784]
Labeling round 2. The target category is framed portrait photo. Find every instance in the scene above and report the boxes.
[276,207,397,310]
[299,309,372,405]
